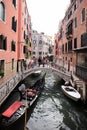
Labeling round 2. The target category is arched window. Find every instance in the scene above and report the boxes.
[0,2,5,21]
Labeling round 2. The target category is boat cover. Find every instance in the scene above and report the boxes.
[2,101,22,118]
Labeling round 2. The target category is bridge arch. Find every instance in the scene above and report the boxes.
[23,66,71,81]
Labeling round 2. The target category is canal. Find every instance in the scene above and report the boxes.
[0,71,87,130]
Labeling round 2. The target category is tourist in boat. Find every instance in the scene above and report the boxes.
[25,88,37,97]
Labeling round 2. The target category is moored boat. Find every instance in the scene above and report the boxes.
[30,70,42,77]
[0,101,26,127]
[20,73,46,107]
[0,73,46,128]
[61,85,81,101]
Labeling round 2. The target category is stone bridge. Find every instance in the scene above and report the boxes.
[23,66,71,81]
[0,64,71,106]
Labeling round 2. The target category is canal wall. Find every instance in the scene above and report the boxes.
[70,73,87,103]
[0,73,22,106]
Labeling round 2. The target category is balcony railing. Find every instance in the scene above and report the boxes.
[76,65,87,82]
[66,20,73,39]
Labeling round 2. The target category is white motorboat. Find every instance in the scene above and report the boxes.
[61,85,81,101]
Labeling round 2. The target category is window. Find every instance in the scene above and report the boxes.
[24,31,26,39]
[0,35,7,50]
[33,51,36,55]
[0,2,5,21]
[70,58,72,62]
[12,59,14,70]
[39,52,42,55]
[65,57,67,61]
[65,43,67,52]
[0,60,4,77]
[23,46,26,54]
[81,33,87,47]
[33,40,36,44]
[74,3,76,11]
[24,18,26,25]
[12,0,16,7]
[68,40,72,52]
[74,38,77,48]
[39,40,42,44]
[12,16,17,32]
[74,17,77,28]
[62,44,64,53]
[11,41,16,51]
[68,10,72,20]
[80,0,83,3]
[82,8,85,22]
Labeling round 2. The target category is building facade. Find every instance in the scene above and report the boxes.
[17,0,32,72]
[0,0,32,83]
[32,31,52,59]
[56,0,87,84]
[0,0,18,82]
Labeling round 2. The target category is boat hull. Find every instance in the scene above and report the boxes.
[0,104,26,127]
[0,73,46,127]
[61,85,81,101]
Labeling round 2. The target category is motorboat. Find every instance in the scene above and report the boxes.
[61,85,81,101]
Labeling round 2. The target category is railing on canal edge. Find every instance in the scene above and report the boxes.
[0,63,72,106]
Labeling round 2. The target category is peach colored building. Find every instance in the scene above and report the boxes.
[0,0,18,81]
[0,0,32,82]
[57,0,87,83]
[17,0,32,72]
[54,33,58,58]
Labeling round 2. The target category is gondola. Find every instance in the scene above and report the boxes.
[20,73,46,107]
[0,101,27,127]
[0,73,46,127]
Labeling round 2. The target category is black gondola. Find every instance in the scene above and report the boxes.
[0,73,46,127]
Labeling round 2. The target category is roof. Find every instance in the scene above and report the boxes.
[2,101,22,118]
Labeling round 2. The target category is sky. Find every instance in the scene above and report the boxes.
[26,0,70,37]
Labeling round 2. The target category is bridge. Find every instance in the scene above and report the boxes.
[23,65,71,81]
[0,63,71,106]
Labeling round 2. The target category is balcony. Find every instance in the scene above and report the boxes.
[66,31,73,39]
[76,65,87,82]
[66,20,73,39]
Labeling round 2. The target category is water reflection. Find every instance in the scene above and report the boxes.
[0,72,87,130]
[26,72,87,130]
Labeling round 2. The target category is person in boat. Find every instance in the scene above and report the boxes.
[25,88,37,97]
[65,87,70,91]
[65,81,70,86]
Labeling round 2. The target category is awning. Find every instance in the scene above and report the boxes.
[73,46,87,52]
[2,101,23,118]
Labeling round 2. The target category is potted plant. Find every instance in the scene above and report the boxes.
[0,70,4,78]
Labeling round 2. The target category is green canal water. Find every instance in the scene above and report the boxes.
[0,72,87,130]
